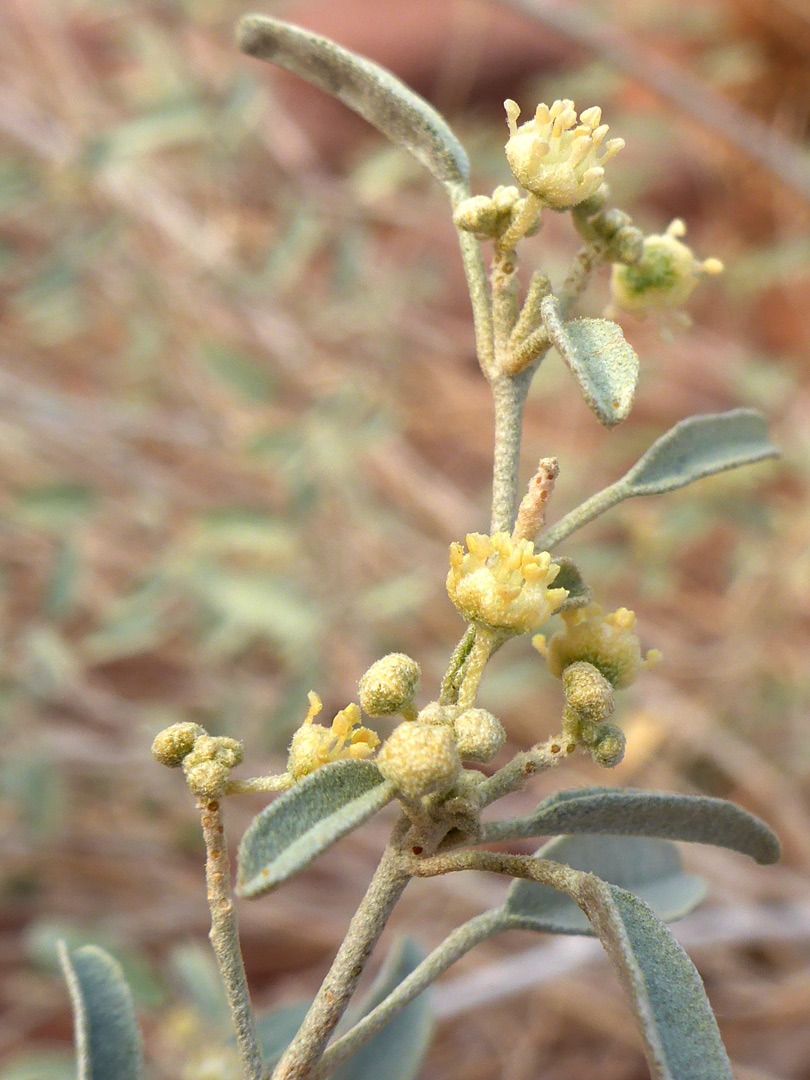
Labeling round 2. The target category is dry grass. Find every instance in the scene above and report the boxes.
[0,0,809,1077]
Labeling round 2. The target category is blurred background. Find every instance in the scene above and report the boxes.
[1,0,809,1077]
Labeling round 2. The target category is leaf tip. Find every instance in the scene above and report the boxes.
[236,14,276,59]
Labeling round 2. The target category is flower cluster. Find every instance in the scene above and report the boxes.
[535,603,661,688]
[504,99,624,210]
[610,218,723,315]
[286,692,379,780]
[447,532,568,633]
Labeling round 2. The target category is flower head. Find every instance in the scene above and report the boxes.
[447,532,568,633]
[504,99,624,209]
[610,219,723,315]
[287,692,379,780]
[534,603,661,688]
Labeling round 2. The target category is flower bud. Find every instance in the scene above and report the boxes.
[377,722,461,800]
[562,661,615,723]
[151,722,207,768]
[453,708,506,763]
[417,701,456,727]
[182,734,244,798]
[590,724,626,768]
[359,653,420,717]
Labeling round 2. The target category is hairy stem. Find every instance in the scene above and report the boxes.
[454,224,494,377]
[456,627,496,710]
[271,840,411,1080]
[536,478,626,549]
[225,774,293,795]
[476,736,574,807]
[408,848,584,899]
[310,911,503,1079]
[197,798,264,1080]
[439,624,477,705]
[490,370,533,533]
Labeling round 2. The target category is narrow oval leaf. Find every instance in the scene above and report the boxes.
[333,938,434,1080]
[541,297,638,427]
[623,409,778,496]
[504,834,705,935]
[577,879,733,1079]
[58,943,143,1080]
[537,408,778,549]
[237,761,394,898]
[483,787,781,864]
[237,15,469,196]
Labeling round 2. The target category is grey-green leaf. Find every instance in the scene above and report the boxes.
[542,298,638,427]
[333,938,434,1080]
[577,879,733,1079]
[237,15,469,196]
[503,834,705,935]
[552,556,591,611]
[538,408,778,548]
[482,787,781,864]
[255,1002,311,1067]
[623,409,778,495]
[237,761,394,898]
[58,943,143,1080]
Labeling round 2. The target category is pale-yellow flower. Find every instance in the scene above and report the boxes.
[504,99,624,209]
[534,603,661,688]
[611,219,723,315]
[447,532,568,633]
[287,692,379,780]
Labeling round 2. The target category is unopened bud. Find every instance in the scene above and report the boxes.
[359,653,420,717]
[151,722,207,768]
[590,724,626,768]
[562,661,615,723]
[377,722,460,800]
[453,708,506,763]
[182,734,243,798]
[417,701,456,727]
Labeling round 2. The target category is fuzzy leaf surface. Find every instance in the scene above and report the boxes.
[58,943,142,1080]
[255,1003,311,1067]
[549,316,639,427]
[484,787,780,864]
[577,879,733,1079]
[553,556,591,611]
[237,761,393,897]
[503,834,704,935]
[623,409,778,495]
[333,938,434,1080]
[237,15,469,195]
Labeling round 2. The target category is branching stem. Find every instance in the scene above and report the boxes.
[310,911,502,1079]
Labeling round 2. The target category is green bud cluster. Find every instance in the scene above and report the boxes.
[151,722,243,798]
